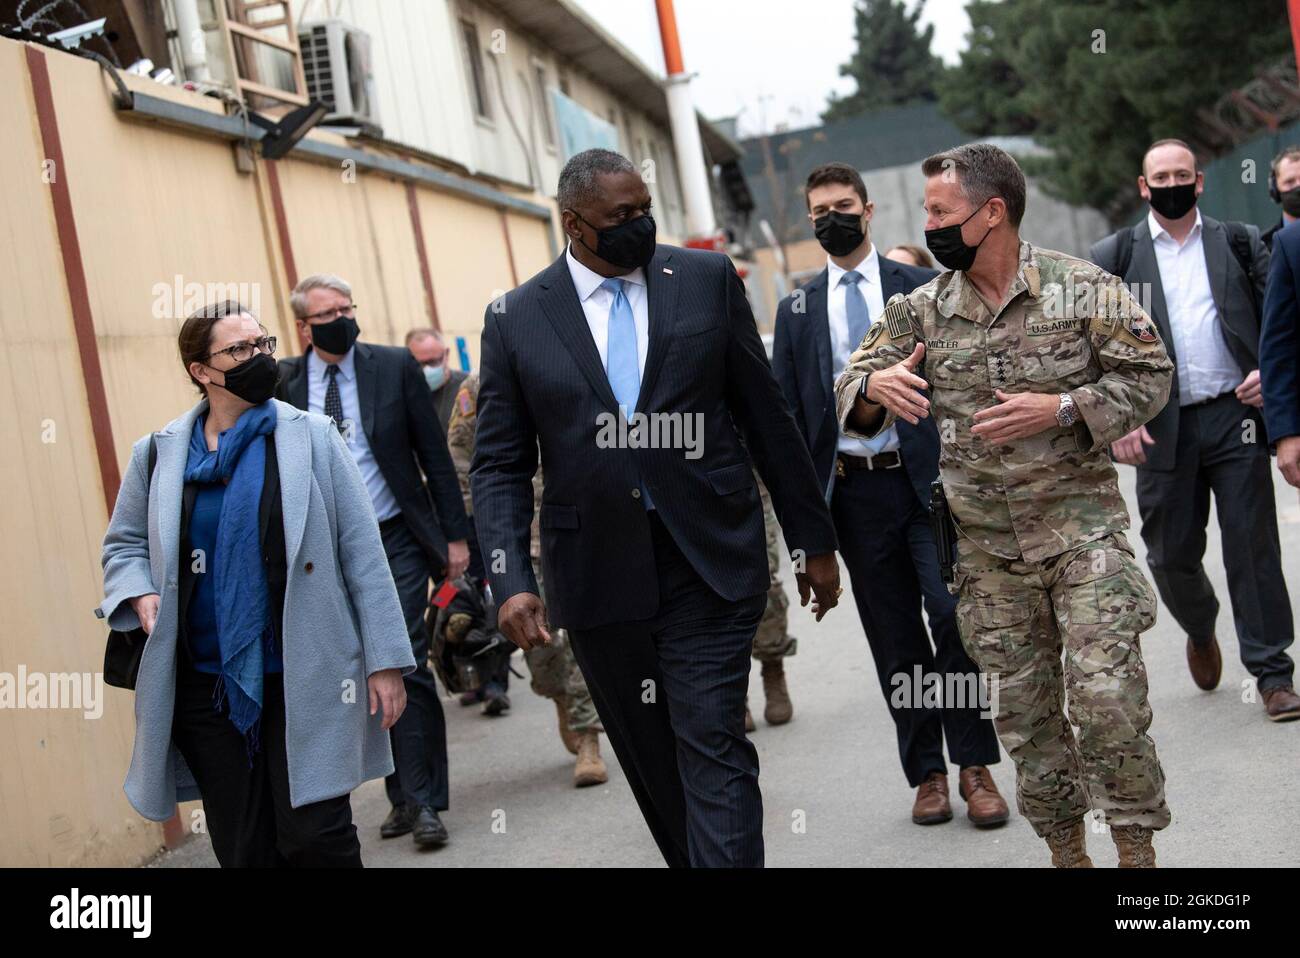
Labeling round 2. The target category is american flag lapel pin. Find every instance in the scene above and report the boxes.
[662,267,673,275]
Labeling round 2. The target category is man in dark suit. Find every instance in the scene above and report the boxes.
[1262,146,1300,251]
[771,162,1007,828]
[277,275,472,845]
[406,328,468,430]
[1262,221,1300,721]
[471,148,841,867]
[1263,222,1300,487]
[1091,138,1298,721]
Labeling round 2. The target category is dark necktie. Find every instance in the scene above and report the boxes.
[324,364,344,433]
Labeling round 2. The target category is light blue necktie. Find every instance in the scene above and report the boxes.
[601,277,654,509]
[842,270,893,456]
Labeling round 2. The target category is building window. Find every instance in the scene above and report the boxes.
[460,19,491,120]
[533,63,555,148]
[649,140,677,210]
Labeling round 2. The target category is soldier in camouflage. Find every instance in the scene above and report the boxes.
[746,473,796,732]
[446,372,608,787]
[835,144,1174,867]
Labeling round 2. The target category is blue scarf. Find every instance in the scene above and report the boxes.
[184,401,278,758]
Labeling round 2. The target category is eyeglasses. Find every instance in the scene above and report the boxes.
[206,335,277,364]
[302,303,358,323]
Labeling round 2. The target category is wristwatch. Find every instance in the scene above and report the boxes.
[1056,392,1079,427]
[858,373,877,404]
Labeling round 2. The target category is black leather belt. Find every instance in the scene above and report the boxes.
[1182,390,1235,410]
[836,451,902,476]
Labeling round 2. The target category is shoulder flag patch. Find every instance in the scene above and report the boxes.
[883,298,912,340]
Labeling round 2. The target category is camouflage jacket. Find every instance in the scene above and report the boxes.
[447,372,544,559]
[834,242,1173,562]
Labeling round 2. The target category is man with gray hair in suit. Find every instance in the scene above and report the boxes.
[1091,138,1299,722]
[277,274,472,848]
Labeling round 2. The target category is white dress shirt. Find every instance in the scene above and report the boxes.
[1147,210,1243,405]
[307,346,400,521]
[566,244,649,379]
[827,246,900,455]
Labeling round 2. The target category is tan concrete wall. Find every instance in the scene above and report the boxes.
[0,37,167,868]
[0,36,553,867]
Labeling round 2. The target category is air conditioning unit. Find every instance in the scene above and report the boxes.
[298,20,381,133]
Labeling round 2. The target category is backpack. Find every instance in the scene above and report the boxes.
[1107,221,1259,314]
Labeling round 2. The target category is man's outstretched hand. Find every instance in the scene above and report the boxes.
[498,591,552,651]
[795,552,841,622]
[861,342,930,425]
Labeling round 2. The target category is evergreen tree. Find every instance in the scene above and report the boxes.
[937,0,1291,219]
[822,0,943,121]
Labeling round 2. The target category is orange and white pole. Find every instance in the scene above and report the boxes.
[655,0,717,239]
[1290,0,1300,81]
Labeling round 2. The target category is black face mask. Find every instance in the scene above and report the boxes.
[1279,186,1300,219]
[813,210,867,257]
[573,212,657,269]
[310,315,360,355]
[1146,183,1198,220]
[924,199,992,272]
[213,351,278,405]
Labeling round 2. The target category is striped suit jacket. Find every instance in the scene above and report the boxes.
[470,245,838,631]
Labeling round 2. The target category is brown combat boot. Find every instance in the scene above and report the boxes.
[1044,818,1094,868]
[911,771,953,825]
[957,766,1010,827]
[744,699,756,733]
[1186,635,1222,691]
[761,659,793,725]
[554,695,581,755]
[1112,824,1157,867]
[573,731,608,788]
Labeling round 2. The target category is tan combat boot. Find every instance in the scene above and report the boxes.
[573,730,608,787]
[1112,824,1157,867]
[744,699,756,733]
[1044,818,1094,868]
[761,659,793,725]
[554,695,580,756]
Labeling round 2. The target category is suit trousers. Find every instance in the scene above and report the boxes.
[381,514,451,812]
[568,511,766,867]
[171,656,362,867]
[1136,394,1296,691]
[832,460,1001,787]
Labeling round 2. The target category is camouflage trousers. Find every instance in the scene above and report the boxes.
[753,474,797,662]
[528,559,601,733]
[953,532,1171,838]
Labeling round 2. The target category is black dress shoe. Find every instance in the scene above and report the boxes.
[412,806,449,848]
[483,690,511,716]
[380,804,413,839]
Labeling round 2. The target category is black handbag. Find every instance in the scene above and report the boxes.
[101,434,157,690]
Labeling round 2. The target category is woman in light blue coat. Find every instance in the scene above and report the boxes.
[99,301,415,867]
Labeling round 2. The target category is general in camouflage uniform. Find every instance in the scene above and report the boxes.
[835,157,1174,867]
[447,373,606,787]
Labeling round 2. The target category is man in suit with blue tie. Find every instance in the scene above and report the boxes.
[771,163,1007,828]
[471,148,842,867]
